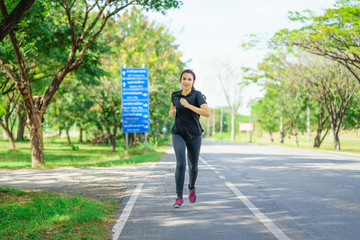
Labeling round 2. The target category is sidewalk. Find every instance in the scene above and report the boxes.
[0,164,153,203]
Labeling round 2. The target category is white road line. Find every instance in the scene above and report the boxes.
[201,156,290,239]
[112,183,144,240]
[225,182,291,240]
[200,157,208,165]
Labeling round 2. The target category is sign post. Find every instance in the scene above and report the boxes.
[121,67,150,149]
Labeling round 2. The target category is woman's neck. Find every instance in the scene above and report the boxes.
[181,88,192,96]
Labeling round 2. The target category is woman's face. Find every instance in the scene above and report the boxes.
[180,72,195,91]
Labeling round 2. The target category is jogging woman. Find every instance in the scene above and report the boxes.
[169,69,210,208]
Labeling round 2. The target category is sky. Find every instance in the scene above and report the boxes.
[146,0,336,114]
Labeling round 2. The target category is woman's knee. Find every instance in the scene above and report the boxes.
[188,165,198,173]
[176,162,186,172]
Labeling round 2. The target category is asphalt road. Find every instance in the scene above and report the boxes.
[113,140,360,240]
[1,140,359,240]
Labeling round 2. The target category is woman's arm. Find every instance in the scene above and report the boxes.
[169,103,176,117]
[180,98,210,117]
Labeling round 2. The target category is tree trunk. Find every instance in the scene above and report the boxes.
[332,124,341,150]
[2,126,16,149]
[293,132,298,147]
[268,127,274,142]
[313,111,328,148]
[66,129,71,145]
[0,119,16,149]
[79,127,83,143]
[231,112,235,141]
[280,117,285,143]
[313,130,321,148]
[280,129,285,143]
[16,105,26,141]
[290,121,299,147]
[314,128,329,148]
[334,132,341,150]
[27,113,44,167]
[110,134,116,152]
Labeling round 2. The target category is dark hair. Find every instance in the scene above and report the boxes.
[180,69,196,90]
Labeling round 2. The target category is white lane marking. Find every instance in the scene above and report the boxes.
[112,183,144,240]
[200,157,208,165]
[225,182,291,240]
[200,157,225,179]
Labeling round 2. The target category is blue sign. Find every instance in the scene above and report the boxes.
[123,122,150,133]
[122,90,149,101]
[121,79,148,90]
[121,68,148,78]
[122,100,149,111]
[121,67,150,134]
[122,111,150,121]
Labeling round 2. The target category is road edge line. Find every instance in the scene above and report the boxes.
[112,183,144,240]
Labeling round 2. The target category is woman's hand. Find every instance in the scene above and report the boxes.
[169,103,176,117]
[169,108,176,117]
[180,98,190,108]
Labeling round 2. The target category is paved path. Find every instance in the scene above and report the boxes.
[1,140,360,240]
[0,163,153,203]
[113,141,360,240]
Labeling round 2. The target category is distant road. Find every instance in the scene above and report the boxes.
[113,140,360,240]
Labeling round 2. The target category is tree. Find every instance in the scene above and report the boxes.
[253,53,305,145]
[291,55,360,150]
[310,101,329,148]
[103,8,185,142]
[45,7,185,151]
[214,61,246,141]
[0,0,182,167]
[16,104,26,141]
[89,78,121,152]
[273,0,360,84]
[250,52,330,146]
[0,73,20,149]
[253,95,278,142]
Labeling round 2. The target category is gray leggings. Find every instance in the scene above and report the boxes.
[172,134,202,198]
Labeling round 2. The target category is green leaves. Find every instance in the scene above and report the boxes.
[137,0,183,13]
[273,1,360,84]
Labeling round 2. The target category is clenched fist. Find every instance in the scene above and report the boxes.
[180,98,190,108]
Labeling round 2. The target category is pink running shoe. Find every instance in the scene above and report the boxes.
[189,189,196,203]
[174,197,183,208]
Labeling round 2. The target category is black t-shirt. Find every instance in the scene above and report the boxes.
[171,89,207,141]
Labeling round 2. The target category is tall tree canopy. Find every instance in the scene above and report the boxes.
[0,0,182,167]
[273,0,360,84]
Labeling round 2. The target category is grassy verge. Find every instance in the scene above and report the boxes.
[206,131,360,154]
[0,137,171,169]
[0,187,118,239]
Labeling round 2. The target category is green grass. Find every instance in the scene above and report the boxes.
[0,137,170,169]
[0,187,118,239]
[207,131,360,154]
